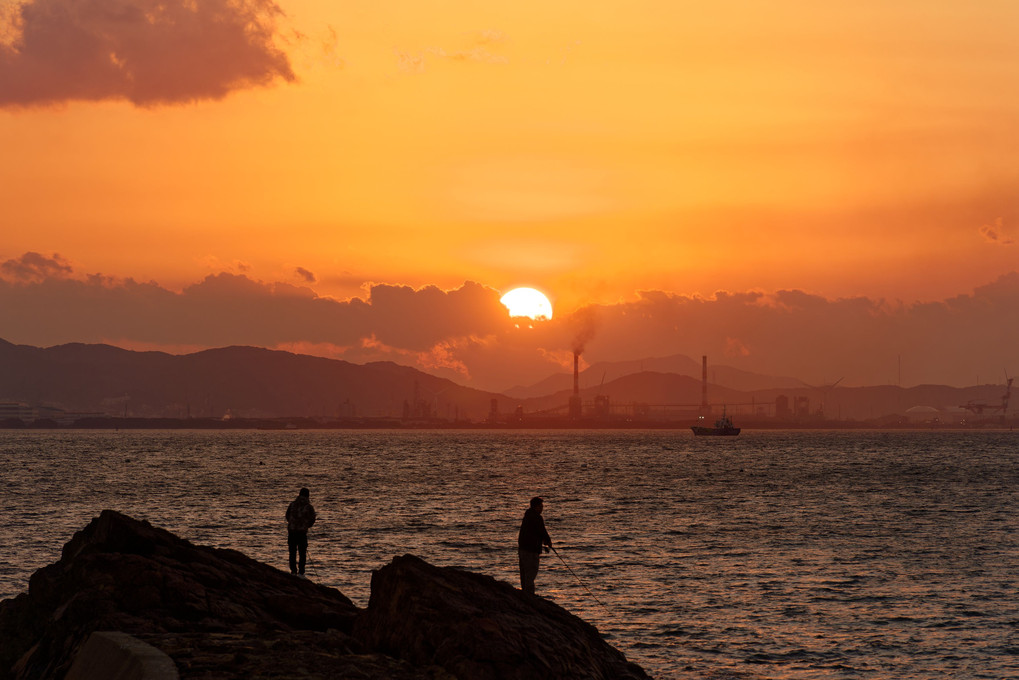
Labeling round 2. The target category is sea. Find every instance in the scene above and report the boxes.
[1,429,1016,679]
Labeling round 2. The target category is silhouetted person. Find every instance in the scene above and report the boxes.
[518,496,552,594]
[286,487,316,577]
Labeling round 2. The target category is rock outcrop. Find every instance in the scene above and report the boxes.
[357,554,649,680]
[0,511,650,680]
[0,510,361,680]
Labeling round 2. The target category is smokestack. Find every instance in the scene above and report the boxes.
[701,355,708,410]
[569,350,583,419]
[574,350,580,395]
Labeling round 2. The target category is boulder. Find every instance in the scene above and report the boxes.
[353,554,650,680]
[0,510,360,680]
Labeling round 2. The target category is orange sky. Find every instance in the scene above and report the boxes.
[2,0,1018,389]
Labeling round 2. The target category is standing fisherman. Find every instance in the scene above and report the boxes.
[286,487,316,577]
[517,496,553,594]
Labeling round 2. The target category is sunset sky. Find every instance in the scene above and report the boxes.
[2,0,1018,392]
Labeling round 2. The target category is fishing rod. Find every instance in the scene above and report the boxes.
[550,546,611,614]
[305,547,315,577]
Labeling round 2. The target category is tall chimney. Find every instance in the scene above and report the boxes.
[574,351,580,395]
[701,355,708,410]
[569,350,583,419]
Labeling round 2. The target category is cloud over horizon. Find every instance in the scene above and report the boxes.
[0,0,295,107]
[0,251,72,282]
[1,253,1017,391]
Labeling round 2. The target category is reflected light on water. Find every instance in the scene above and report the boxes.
[1,429,1017,679]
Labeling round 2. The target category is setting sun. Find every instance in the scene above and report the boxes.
[500,287,553,320]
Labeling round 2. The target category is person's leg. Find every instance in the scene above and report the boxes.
[297,532,308,575]
[519,550,539,594]
[288,530,298,574]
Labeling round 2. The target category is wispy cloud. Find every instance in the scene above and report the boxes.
[980,217,1014,245]
[0,0,295,107]
[425,45,509,65]
[397,28,509,73]
[395,49,426,74]
[321,24,344,69]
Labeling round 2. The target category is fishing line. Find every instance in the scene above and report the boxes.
[551,546,612,616]
[551,546,662,675]
[305,545,316,578]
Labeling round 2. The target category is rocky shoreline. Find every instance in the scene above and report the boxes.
[0,511,650,679]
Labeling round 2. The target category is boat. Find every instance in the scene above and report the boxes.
[691,408,741,436]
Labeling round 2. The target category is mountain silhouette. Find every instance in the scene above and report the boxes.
[503,354,803,399]
[0,339,1011,424]
[0,339,509,420]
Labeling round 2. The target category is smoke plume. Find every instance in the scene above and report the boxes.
[570,305,600,354]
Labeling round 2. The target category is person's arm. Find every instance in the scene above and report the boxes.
[540,518,552,550]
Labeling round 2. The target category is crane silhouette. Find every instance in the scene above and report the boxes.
[799,377,844,418]
[961,372,1012,415]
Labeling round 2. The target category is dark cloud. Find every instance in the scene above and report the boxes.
[0,0,295,107]
[0,251,73,282]
[1,258,1017,391]
[583,280,1019,389]
[294,267,317,284]
[0,268,517,356]
[364,282,511,350]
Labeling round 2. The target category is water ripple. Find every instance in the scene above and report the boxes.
[1,429,1017,679]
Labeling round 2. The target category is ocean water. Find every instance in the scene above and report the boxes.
[1,429,1017,679]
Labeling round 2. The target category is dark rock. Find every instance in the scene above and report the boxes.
[1,512,652,680]
[0,510,359,680]
[353,554,650,680]
[137,630,456,680]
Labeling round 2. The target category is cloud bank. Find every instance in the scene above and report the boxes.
[0,251,72,281]
[1,252,1017,391]
[0,0,294,107]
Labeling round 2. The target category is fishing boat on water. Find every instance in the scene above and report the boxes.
[691,407,741,436]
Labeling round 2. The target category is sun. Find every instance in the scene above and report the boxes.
[500,287,553,321]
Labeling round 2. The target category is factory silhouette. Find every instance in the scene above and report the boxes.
[482,352,1013,429]
[0,339,1013,429]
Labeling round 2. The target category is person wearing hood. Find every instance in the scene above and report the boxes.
[286,487,317,577]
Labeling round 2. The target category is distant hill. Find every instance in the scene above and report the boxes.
[0,339,1011,424]
[503,353,803,399]
[0,339,510,420]
[512,369,1012,423]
